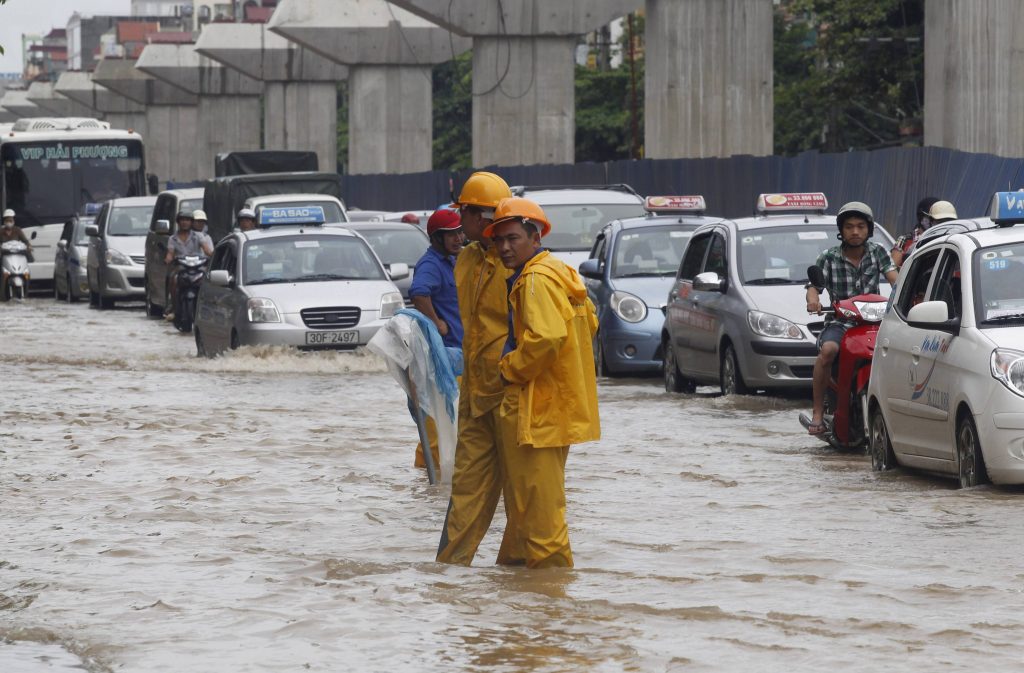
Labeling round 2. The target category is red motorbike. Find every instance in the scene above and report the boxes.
[799,265,888,450]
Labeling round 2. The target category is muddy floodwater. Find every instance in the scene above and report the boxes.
[3,299,1024,672]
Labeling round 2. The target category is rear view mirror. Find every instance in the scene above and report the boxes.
[907,300,960,334]
[387,262,409,281]
[209,270,232,287]
[153,219,171,235]
[693,271,724,292]
[85,225,99,237]
[578,259,602,280]
[57,240,67,250]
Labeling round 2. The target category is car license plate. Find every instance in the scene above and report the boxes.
[305,330,358,345]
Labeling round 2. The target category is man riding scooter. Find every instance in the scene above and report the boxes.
[163,210,212,322]
[804,202,899,436]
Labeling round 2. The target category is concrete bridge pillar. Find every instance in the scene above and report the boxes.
[644,0,773,159]
[268,0,471,175]
[386,0,639,167]
[196,22,350,171]
[27,82,97,118]
[53,71,149,134]
[1,89,47,119]
[137,44,264,180]
[924,0,1024,156]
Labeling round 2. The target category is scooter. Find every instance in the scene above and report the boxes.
[1,240,30,301]
[173,255,208,333]
[799,265,888,450]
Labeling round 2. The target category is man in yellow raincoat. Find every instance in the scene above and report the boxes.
[485,197,600,569]
[436,172,522,565]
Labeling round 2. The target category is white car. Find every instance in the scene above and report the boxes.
[511,184,646,269]
[193,210,407,357]
[244,194,348,225]
[868,192,1024,487]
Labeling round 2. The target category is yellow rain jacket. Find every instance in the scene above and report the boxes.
[455,241,512,417]
[499,250,600,449]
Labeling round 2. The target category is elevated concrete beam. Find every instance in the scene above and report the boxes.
[387,0,638,35]
[54,71,146,114]
[136,44,263,96]
[644,0,773,159]
[93,58,199,106]
[269,0,469,65]
[925,0,1024,156]
[195,22,349,82]
[27,81,97,118]
[1,90,46,118]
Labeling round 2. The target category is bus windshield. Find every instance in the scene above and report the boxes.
[2,139,146,226]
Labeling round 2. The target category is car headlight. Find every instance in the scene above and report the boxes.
[610,290,647,323]
[991,348,1024,397]
[853,300,888,322]
[747,310,802,339]
[105,248,131,266]
[247,297,281,323]
[380,291,403,319]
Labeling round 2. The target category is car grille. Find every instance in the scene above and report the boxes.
[130,255,146,265]
[301,306,361,329]
[127,277,145,288]
[806,321,825,337]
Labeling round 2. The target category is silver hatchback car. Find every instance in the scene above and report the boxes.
[193,222,407,357]
[662,193,895,395]
[86,196,158,308]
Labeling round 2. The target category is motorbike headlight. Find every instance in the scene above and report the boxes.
[747,310,802,339]
[105,248,131,266]
[991,348,1024,397]
[247,297,281,323]
[853,300,888,322]
[380,291,403,319]
[610,290,647,323]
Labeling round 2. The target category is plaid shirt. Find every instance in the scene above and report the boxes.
[816,241,896,324]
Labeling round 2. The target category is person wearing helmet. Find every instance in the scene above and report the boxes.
[891,196,938,268]
[163,210,212,320]
[0,209,33,258]
[436,171,522,566]
[484,196,600,568]
[237,208,257,232]
[804,201,898,435]
[408,209,464,471]
[192,209,214,249]
[928,200,958,225]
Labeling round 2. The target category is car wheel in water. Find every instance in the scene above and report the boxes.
[956,413,987,488]
[595,338,611,377]
[195,327,207,358]
[663,339,695,393]
[869,407,896,471]
[230,330,240,350]
[99,294,114,309]
[720,343,749,396]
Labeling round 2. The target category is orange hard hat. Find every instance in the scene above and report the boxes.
[482,197,552,238]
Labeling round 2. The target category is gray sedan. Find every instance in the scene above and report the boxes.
[53,216,94,302]
[194,226,407,357]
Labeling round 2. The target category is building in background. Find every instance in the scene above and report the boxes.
[23,29,68,82]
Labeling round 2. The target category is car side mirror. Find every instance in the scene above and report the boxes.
[907,300,960,334]
[578,259,602,280]
[85,225,99,237]
[153,219,171,235]
[57,240,67,250]
[693,271,724,292]
[387,262,409,281]
[209,269,233,287]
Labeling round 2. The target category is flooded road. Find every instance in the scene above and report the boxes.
[3,299,1024,672]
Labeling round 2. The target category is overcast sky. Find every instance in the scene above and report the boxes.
[0,0,131,73]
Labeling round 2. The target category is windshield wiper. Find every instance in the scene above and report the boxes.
[745,278,803,285]
[247,277,296,285]
[298,273,365,281]
[981,313,1024,324]
[615,271,667,278]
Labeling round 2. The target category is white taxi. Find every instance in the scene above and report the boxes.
[868,192,1024,487]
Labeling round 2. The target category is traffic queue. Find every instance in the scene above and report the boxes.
[4,166,1024,499]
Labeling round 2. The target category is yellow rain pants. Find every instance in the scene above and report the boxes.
[437,242,521,565]
[413,415,440,470]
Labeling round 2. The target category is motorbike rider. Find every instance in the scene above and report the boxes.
[192,210,214,248]
[163,210,212,320]
[237,208,257,232]
[1,209,33,262]
[891,196,937,268]
[804,202,898,436]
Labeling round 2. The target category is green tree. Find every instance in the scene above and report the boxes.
[432,52,471,171]
[0,0,7,56]
[774,0,924,155]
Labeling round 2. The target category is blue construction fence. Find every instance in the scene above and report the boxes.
[338,146,1024,238]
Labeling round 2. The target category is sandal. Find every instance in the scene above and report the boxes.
[807,421,827,436]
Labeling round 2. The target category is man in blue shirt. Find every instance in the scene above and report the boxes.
[408,209,464,469]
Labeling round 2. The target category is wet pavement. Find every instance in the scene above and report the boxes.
[3,298,1024,672]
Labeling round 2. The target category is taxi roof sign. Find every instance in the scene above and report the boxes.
[644,195,706,213]
[990,191,1024,226]
[259,205,327,227]
[756,192,828,214]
